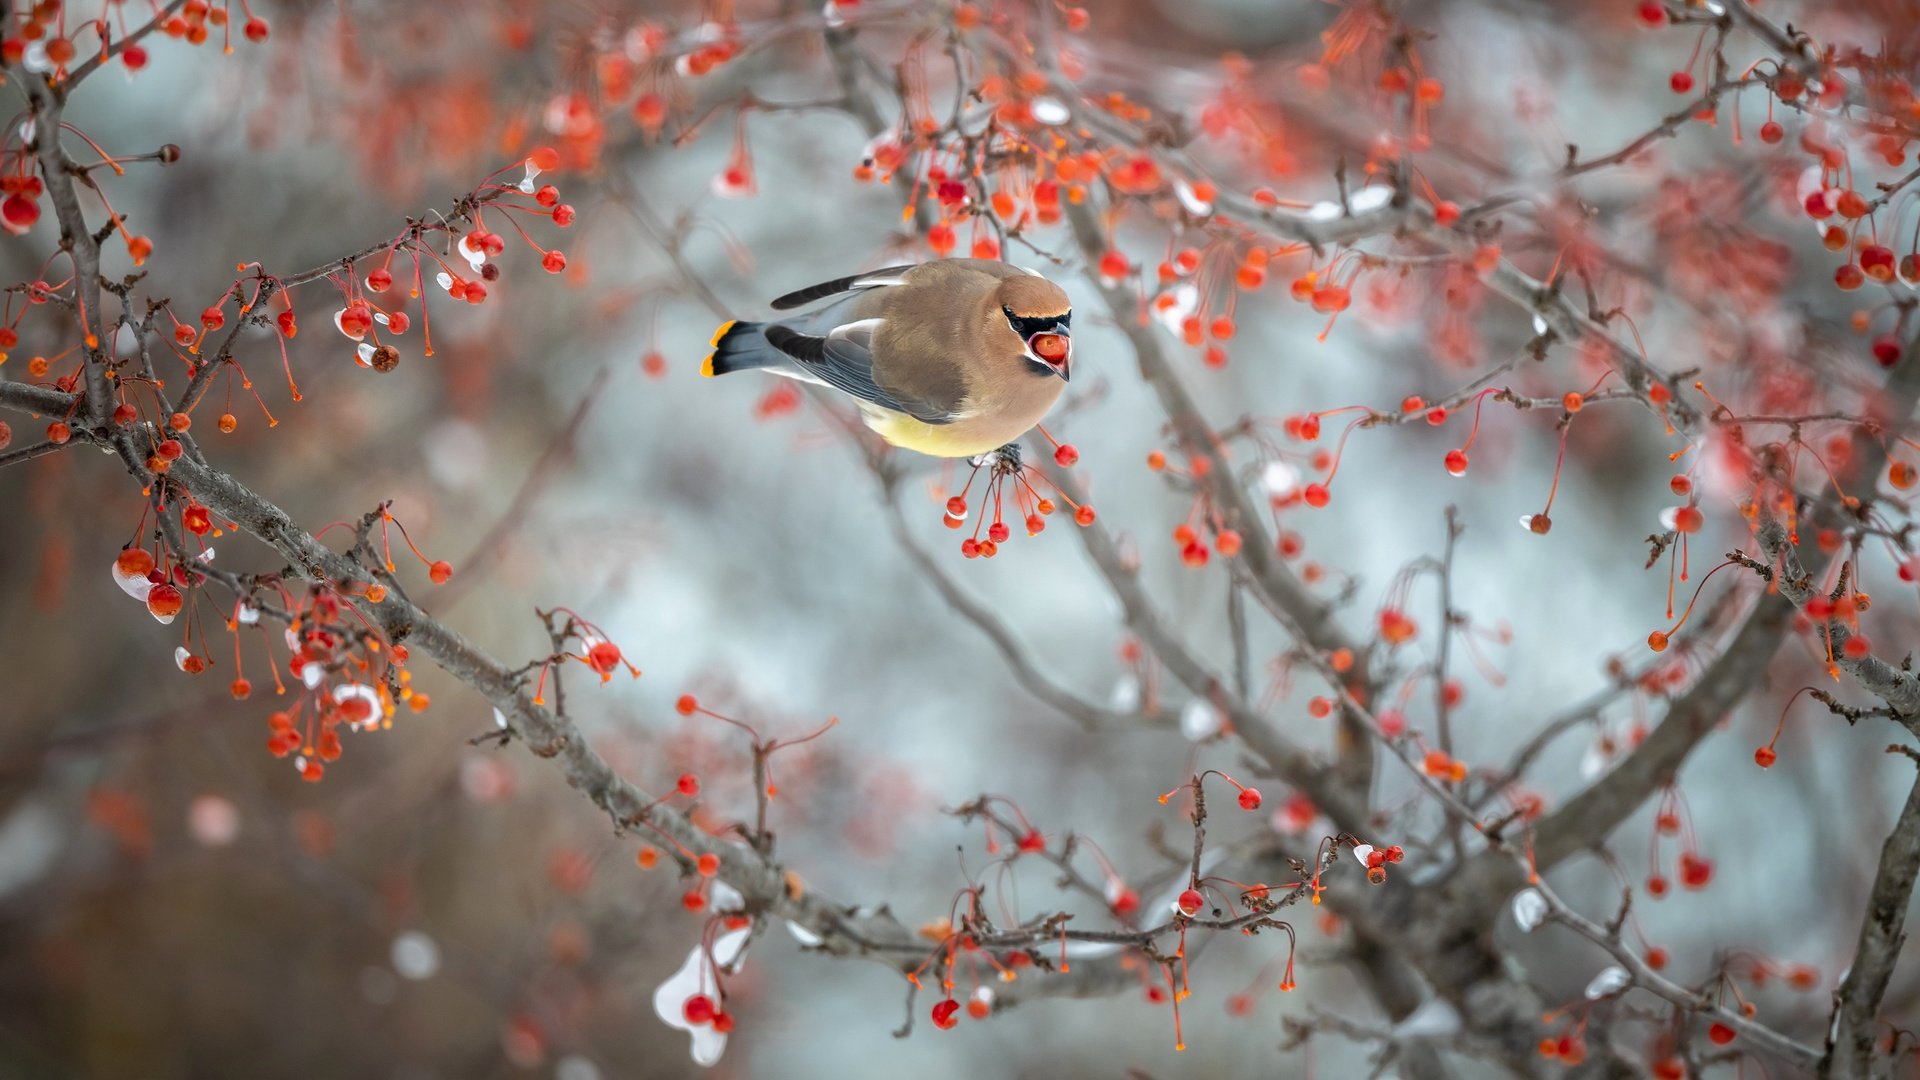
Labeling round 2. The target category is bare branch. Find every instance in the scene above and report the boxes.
[1528,877,1822,1071]
[1824,754,1920,1078]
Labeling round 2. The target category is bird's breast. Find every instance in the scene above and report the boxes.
[861,373,1063,458]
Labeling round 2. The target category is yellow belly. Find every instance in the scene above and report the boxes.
[865,409,1015,459]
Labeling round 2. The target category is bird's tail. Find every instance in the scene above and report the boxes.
[702,320,783,377]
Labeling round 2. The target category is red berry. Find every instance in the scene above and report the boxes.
[931,1000,960,1030]
[428,560,453,584]
[1073,505,1096,526]
[1444,449,1468,476]
[1759,120,1783,144]
[1176,888,1204,916]
[117,548,155,578]
[1237,787,1261,810]
[1303,483,1330,508]
[1678,853,1714,889]
[1,193,39,230]
[542,250,567,273]
[683,994,716,1026]
[677,773,700,796]
[1862,244,1897,282]
[1669,70,1694,94]
[147,582,184,619]
[1708,1022,1735,1045]
[1754,745,1777,768]
[1053,443,1079,467]
[586,640,622,676]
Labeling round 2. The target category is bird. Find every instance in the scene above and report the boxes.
[702,258,1073,458]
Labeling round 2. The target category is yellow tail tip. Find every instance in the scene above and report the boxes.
[709,320,737,348]
[700,353,716,378]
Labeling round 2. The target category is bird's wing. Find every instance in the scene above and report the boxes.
[763,320,960,425]
[768,265,919,311]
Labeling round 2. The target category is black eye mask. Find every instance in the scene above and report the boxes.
[1003,306,1070,338]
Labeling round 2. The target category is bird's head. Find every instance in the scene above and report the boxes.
[997,275,1072,382]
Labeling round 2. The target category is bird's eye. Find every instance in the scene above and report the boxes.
[1005,305,1063,339]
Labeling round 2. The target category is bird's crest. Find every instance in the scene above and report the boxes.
[996,275,1071,320]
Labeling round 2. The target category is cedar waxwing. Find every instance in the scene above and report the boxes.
[703,258,1073,458]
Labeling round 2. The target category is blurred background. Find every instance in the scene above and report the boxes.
[1,0,1916,1076]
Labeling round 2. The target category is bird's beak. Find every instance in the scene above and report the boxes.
[1028,330,1071,382]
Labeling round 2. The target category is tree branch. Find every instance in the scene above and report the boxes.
[1824,755,1920,1078]
[0,379,78,416]
[1062,198,1381,804]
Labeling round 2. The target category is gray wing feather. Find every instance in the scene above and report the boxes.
[769,265,918,310]
[763,317,955,425]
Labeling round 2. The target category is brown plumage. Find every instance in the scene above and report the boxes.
[704,258,1074,458]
